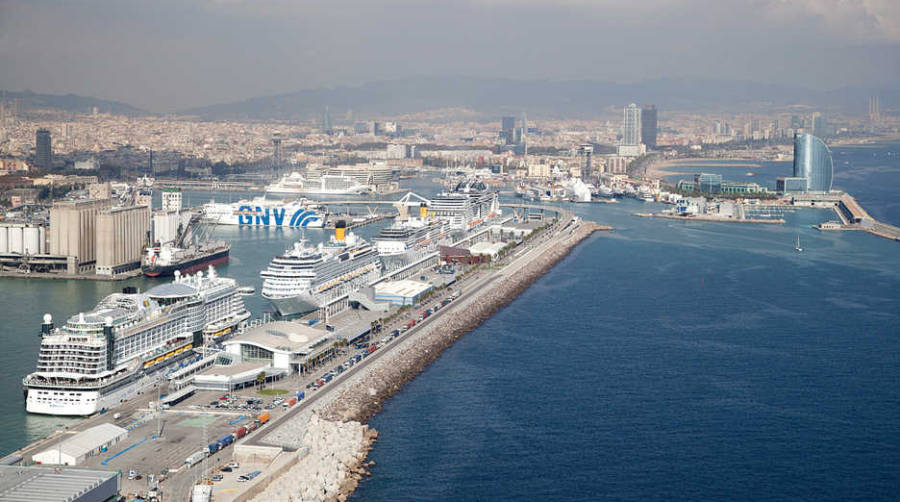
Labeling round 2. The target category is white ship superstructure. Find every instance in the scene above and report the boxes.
[24,267,249,416]
[260,225,382,316]
[429,179,501,230]
[265,172,372,196]
[203,198,325,228]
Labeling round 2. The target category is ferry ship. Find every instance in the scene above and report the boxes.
[265,172,372,196]
[23,267,250,416]
[203,197,326,228]
[260,222,382,316]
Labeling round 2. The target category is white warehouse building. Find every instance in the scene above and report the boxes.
[32,423,128,466]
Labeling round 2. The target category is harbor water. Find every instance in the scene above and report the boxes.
[0,144,898,501]
[352,143,900,501]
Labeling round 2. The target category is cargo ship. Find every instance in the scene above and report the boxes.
[143,213,231,277]
[24,266,250,415]
[142,241,230,277]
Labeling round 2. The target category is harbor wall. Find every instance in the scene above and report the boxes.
[320,222,599,424]
[242,221,600,502]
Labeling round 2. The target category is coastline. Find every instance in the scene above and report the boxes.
[244,221,603,502]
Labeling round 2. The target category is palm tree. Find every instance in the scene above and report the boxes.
[256,371,266,391]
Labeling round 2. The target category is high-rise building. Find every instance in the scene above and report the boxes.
[501,116,516,145]
[322,107,333,134]
[272,133,283,167]
[35,128,52,168]
[641,105,657,148]
[623,104,641,146]
[791,115,803,130]
[868,96,881,123]
[811,112,827,138]
[793,133,833,193]
[578,144,593,181]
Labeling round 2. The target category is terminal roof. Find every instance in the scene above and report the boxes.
[0,465,118,502]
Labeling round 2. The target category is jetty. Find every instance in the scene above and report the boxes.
[229,212,606,502]
[635,213,785,224]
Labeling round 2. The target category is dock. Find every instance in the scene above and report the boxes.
[635,213,785,224]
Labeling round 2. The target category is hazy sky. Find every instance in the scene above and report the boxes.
[1,0,898,112]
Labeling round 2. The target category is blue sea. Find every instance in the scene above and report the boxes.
[350,143,900,501]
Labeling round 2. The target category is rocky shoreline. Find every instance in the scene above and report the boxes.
[249,221,601,502]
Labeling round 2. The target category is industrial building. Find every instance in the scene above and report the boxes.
[0,223,45,255]
[0,465,119,502]
[373,280,433,306]
[48,198,112,273]
[95,205,150,275]
[32,423,128,466]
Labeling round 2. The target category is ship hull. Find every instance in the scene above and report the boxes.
[143,248,230,277]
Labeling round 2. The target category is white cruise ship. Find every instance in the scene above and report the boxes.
[373,206,452,269]
[266,172,372,196]
[429,179,502,230]
[24,267,250,416]
[260,223,382,316]
[203,197,326,228]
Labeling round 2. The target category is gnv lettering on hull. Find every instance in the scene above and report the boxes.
[237,206,308,226]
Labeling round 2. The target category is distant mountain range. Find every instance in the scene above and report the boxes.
[0,89,145,116]
[5,78,898,121]
[180,77,900,121]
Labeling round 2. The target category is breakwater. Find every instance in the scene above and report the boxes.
[229,220,602,502]
[321,222,600,424]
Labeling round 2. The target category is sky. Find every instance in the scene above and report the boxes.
[0,0,898,112]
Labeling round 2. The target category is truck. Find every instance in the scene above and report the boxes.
[192,484,212,502]
[185,450,206,467]
[297,391,305,401]
[233,426,248,439]
[208,443,220,455]
[256,412,270,425]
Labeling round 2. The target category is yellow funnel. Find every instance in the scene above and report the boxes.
[335,220,347,241]
[419,205,428,219]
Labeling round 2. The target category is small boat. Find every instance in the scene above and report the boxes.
[795,235,803,253]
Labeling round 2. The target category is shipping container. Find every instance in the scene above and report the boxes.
[185,450,206,467]
[297,391,305,401]
[257,412,271,425]
[233,426,248,439]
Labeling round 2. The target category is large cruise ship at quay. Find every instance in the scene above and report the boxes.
[266,171,372,196]
[260,222,382,316]
[24,267,250,416]
[374,205,452,269]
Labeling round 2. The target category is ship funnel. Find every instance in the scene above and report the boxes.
[41,313,53,336]
[335,220,347,242]
[419,204,428,219]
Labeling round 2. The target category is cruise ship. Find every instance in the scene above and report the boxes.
[24,267,250,416]
[260,222,382,316]
[429,178,502,230]
[203,197,326,228]
[265,172,372,196]
[374,205,452,269]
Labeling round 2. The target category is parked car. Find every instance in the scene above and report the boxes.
[212,474,224,482]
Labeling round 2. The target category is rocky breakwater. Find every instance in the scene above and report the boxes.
[321,221,601,424]
[248,220,600,502]
[248,413,377,502]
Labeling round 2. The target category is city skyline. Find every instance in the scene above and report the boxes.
[1,1,899,111]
